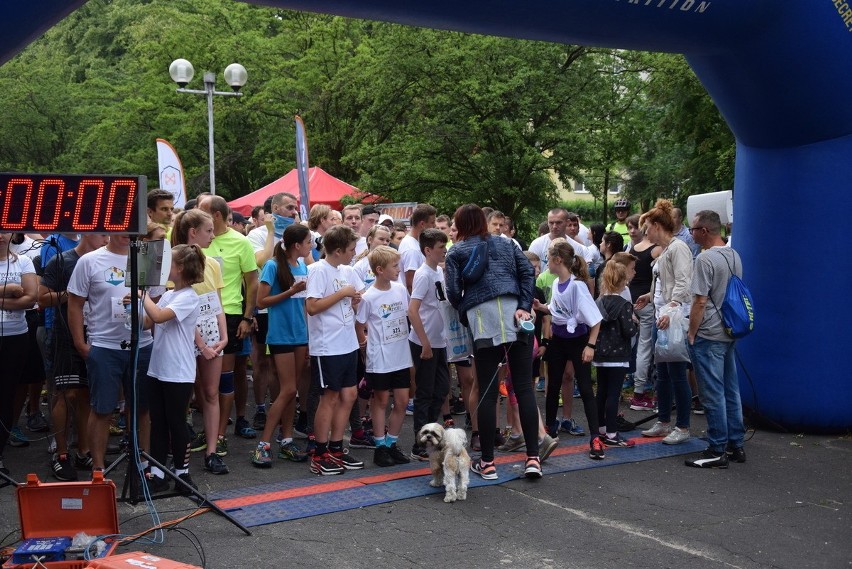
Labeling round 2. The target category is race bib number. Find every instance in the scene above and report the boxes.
[292,275,308,299]
[111,296,128,322]
[198,292,223,318]
[382,316,408,343]
[0,310,23,323]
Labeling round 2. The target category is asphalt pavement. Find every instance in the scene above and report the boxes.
[1,393,849,569]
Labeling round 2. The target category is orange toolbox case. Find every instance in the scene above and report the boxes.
[3,472,119,569]
[85,551,201,569]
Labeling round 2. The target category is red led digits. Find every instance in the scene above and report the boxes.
[103,179,136,231]
[72,178,104,231]
[0,173,145,233]
[32,178,65,231]
[1,177,34,230]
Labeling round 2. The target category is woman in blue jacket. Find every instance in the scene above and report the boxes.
[444,204,541,480]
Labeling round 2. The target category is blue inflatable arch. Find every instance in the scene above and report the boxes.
[1,1,850,431]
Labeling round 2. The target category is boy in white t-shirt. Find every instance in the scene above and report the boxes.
[305,225,366,476]
[355,246,413,467]
[408,229,450,460]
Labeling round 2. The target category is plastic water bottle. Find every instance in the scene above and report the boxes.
[124,303,133,331]
[657,328,668,347]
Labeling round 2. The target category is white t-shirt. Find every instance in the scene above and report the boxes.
[0,254,35,336]
[354,237,368,261]
[246,225,268,253]
[530,234,593,271]
[11,236,43,261]
[67,247,153,350]
[548,276,602,333]
[408,264,447,348]
[352,256,376,289]
[355,282,413,373]
[147,288,200,383]
[306,259,364,356]
[397,234,424,286]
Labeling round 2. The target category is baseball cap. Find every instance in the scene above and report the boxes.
[378,214,394,226]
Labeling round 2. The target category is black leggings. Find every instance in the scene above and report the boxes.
[0,333,29,455]
[595,367,627,435]
[145,377,193,471]
[474,339,538,463]
[545,335,599,438]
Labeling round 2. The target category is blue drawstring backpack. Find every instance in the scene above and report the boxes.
[711,250,755,339]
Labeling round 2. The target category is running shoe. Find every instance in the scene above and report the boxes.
[641,421,673,438]
[538,434,559,463]
[602,433,636,448]
[278,441,308,462]
[662,427,691,445]
[26,411,49,433]
[589,437,606,460]
[215,436,228,457]
[310,452,344,476]
[685,449,729,469]
[560,418,585,436]
[497,435,525,452]
[405,400,414,416]
[189,431,207,452]
[251,442,273,468]
[349,433,376,449]
[204,453,229,475]
[234,417,257,439]
[470,460,498,480]
[329,449,364,470]
[175,473,198,495]
[388,443,411,464]
[51,453,78,482]
[8,426,28,448]
[373,446,395,467]
[535,377,545,392]
[524,457,542,479]
[252,409,267,430]
[411,444,429,461]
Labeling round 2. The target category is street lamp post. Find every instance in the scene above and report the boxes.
[169,59,247,195]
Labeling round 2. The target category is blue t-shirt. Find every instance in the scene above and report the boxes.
[40,234,79,329]
[260,258,308,346]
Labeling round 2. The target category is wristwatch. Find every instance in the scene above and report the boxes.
[242,316,253,324]
[586,342,597,349]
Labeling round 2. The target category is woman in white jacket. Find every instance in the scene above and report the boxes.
[634,199,694,445]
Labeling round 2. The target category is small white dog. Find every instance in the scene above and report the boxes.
[418,422,471,503]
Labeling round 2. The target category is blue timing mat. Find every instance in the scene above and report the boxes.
[210,437,706,528]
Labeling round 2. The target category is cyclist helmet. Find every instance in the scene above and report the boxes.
[613,198,630,210]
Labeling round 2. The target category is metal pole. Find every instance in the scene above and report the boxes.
[204,72,216,195]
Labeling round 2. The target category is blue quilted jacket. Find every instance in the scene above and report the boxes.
[445,235,535,318]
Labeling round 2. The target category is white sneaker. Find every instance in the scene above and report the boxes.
[662,427,691,445]
[641,421,672,438]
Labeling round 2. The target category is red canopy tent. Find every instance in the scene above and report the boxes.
[228,167,378,216]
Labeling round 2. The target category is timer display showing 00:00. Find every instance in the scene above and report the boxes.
[0,173,148,234]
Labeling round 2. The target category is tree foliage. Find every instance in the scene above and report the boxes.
[0,0,734,229]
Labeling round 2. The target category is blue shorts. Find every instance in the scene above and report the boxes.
[87,344,152,415]
[311,350,358,392]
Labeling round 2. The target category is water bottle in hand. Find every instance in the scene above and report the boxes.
[657,328,668,347]
[124,303,133,331]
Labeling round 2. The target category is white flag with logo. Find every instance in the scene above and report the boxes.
[156,138,186,209]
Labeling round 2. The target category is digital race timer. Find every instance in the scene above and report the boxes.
[0,173,147,234]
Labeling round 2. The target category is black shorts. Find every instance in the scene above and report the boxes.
[311,350,358,392]
[453,357,472,368]
[224,314,247,355]
[269,343,307,355]
[52,335,88,390]
[253,312,269,345]
[366,368,410,391]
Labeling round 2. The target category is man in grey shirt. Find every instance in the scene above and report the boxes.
[685,210,746,469]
